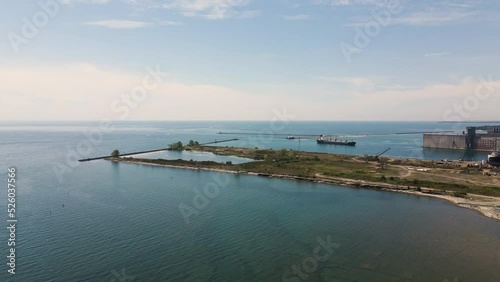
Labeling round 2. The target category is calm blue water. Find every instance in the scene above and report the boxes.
[135,151,253,164]
[0,121,498,282]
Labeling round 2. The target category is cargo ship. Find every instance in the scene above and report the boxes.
[488,152,500,167]
[317,135,356,146]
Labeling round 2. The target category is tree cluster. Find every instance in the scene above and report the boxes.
[168,141,184,151]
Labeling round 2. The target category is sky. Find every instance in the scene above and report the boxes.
[1,0,499,121]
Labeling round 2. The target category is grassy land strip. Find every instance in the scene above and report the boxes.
[119,145,500,197]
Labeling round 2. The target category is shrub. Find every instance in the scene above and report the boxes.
[111,150,120,158]
[453,192,467,198]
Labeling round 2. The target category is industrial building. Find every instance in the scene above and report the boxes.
[423,125,500,151]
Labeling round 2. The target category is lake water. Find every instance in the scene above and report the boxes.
[0,121,498,281]
[135,150,253,164]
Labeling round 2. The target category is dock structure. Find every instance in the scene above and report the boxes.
[78,138,240,162]
[202,138,240,145]
[78,148,169,162]
[424,125,500,151]
[217,131,454,138]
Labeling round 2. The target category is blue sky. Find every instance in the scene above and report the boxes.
[1,0,499,121]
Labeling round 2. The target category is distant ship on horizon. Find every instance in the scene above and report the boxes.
[317,135,356,146]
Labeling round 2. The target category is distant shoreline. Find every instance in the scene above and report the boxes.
[438,121,500,124]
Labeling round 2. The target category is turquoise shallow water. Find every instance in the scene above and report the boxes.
[0,121,499,281]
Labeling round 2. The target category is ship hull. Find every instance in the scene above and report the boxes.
[317,140,356,146]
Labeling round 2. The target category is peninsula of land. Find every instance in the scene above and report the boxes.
[108,146,500,220]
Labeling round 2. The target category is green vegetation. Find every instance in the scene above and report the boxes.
[111,150,120,158]
[168,141,184,151]
[115,146,500,197]
[453,191,468,198]
[188,140,200,146]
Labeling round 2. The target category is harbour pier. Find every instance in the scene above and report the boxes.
[78,138,240,162]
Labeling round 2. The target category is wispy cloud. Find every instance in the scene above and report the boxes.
[120,0,257,19]
[425,52,450,57]
[347,8,477,27]
[392,10,475,26]
[282,14,312,21]
[162,0,254,20]
[84,19,182,29]
[3,63,499,121]
[323,76,375,90]
[85,20,151,29]
[313,0,386,7]
[338,0,486,27]
[156,20,184,26]
[61,0,109,4]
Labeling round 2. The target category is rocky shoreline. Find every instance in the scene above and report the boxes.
[110,158,500,221]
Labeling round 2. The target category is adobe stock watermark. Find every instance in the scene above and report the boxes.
[406,75,496,160]
[178,106,296,224]
[442,75,496,125]
[235,106,296,149]
[7,0,62,54]
[178,173,230,224]
[282,235,340,282]
[52,65,168,183]
[340,0,402,63]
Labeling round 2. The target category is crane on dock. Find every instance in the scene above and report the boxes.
[373,148,391,160]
